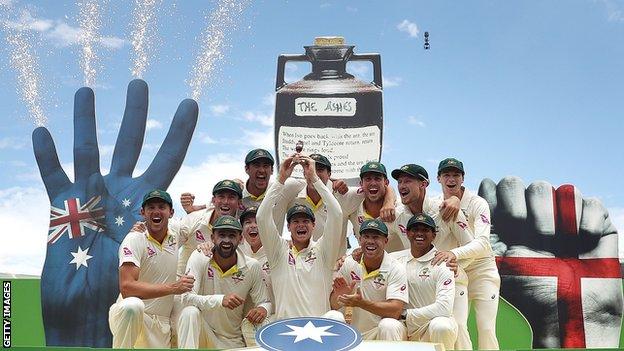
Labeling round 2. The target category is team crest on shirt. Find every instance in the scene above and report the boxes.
[480,214,490,224]
[195,230,206,242]
[288,252,296,266]
[262,261,271,274]
[418,267,431,279]
[372,273,386,290]
[443,278,452,286]
[304,251,317,264]
[232,271,245,283]
[350,271,361,281]
[207,268,214,279]
[147,246,156,258]
[357,216,364,224]
[398,224,406,234]
[456,221,467,230]
[123,247,132,256]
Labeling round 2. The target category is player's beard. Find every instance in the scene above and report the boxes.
[215,243,238,258]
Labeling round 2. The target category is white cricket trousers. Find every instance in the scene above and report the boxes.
[466,258,501,350]
[361,318,407,341]
[454,281,472,350]
[408,316,458,350]
[108,297,171,348]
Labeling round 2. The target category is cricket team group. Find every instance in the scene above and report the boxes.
[108,148,501,350]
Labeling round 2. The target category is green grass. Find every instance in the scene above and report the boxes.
[5,278,624,349]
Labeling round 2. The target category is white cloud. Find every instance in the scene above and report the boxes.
[240,128,274,149]
[47,22,82,46]
[348,61,370,76]
[383,76,402,87]
[100,36,126,49]
[209,104,230,116]
[407,116,426,127]
[397,19,419,38]
[0,137,27,149]
[599,0,624,22]
[346,6,358,12]
[146,119,163,130]
[201,134,218,144]
[0,186,49,275]
[243,111,273,127]
[262,93,275,107]
[5,10,126,49]
[168,153,248,208]
[320,3,331,8]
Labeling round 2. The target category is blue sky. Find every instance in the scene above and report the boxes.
[1,0,623,274]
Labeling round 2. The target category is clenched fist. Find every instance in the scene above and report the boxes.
[479,176,622,348]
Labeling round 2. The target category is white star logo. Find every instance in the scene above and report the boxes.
[122,198,131,207]
[279,321,338,343]
[115,216,125,226]
[69,246,93,270]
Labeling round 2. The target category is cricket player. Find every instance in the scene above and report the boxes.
[181,148,306,234]
[272,153,342,241]
[256,154,345,320]
[177,148,273,213]
[177,180,242,275]
[331,219,408,340]
[108,190,195,349]
[390,163,473,349]
[237,206,276,345]
[391,213,458,350]
[431,158,501,350]
[177,215,271,349]
[336,161,400,251]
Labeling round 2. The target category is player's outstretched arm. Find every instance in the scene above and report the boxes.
[300,156,343,265]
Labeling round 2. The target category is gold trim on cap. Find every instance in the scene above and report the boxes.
[314,36,345,46]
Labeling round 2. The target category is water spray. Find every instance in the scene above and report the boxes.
[188,0,249,101]
[130,0,160,78]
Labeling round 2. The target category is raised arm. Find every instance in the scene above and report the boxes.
[299,156,343,265]
[257,156,297,264]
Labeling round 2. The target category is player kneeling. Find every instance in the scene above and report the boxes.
[391,214,458,350]
[331,219,409,341]
[177,215,271,349]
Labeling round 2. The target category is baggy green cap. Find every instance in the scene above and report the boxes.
[438,157,464,175]
[310,153,331,171]
[239,206,257,224]
[406,213,437,231]
[391,164,429,182]
[359,218,389,236]
[245,148,275,165]
[213,179,243,198]
[286,204,315,222]
[360,161,387,178]
[142,189,173,207]
[213,215,243,232]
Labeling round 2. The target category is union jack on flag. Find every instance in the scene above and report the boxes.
[48,196,106,245]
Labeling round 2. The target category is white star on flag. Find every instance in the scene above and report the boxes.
[279,321,338,343]
[115,216,125,226]
[122,198,131,207]
[69,246,93,270]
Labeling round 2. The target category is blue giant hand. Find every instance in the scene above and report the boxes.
[32,79,198,347]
